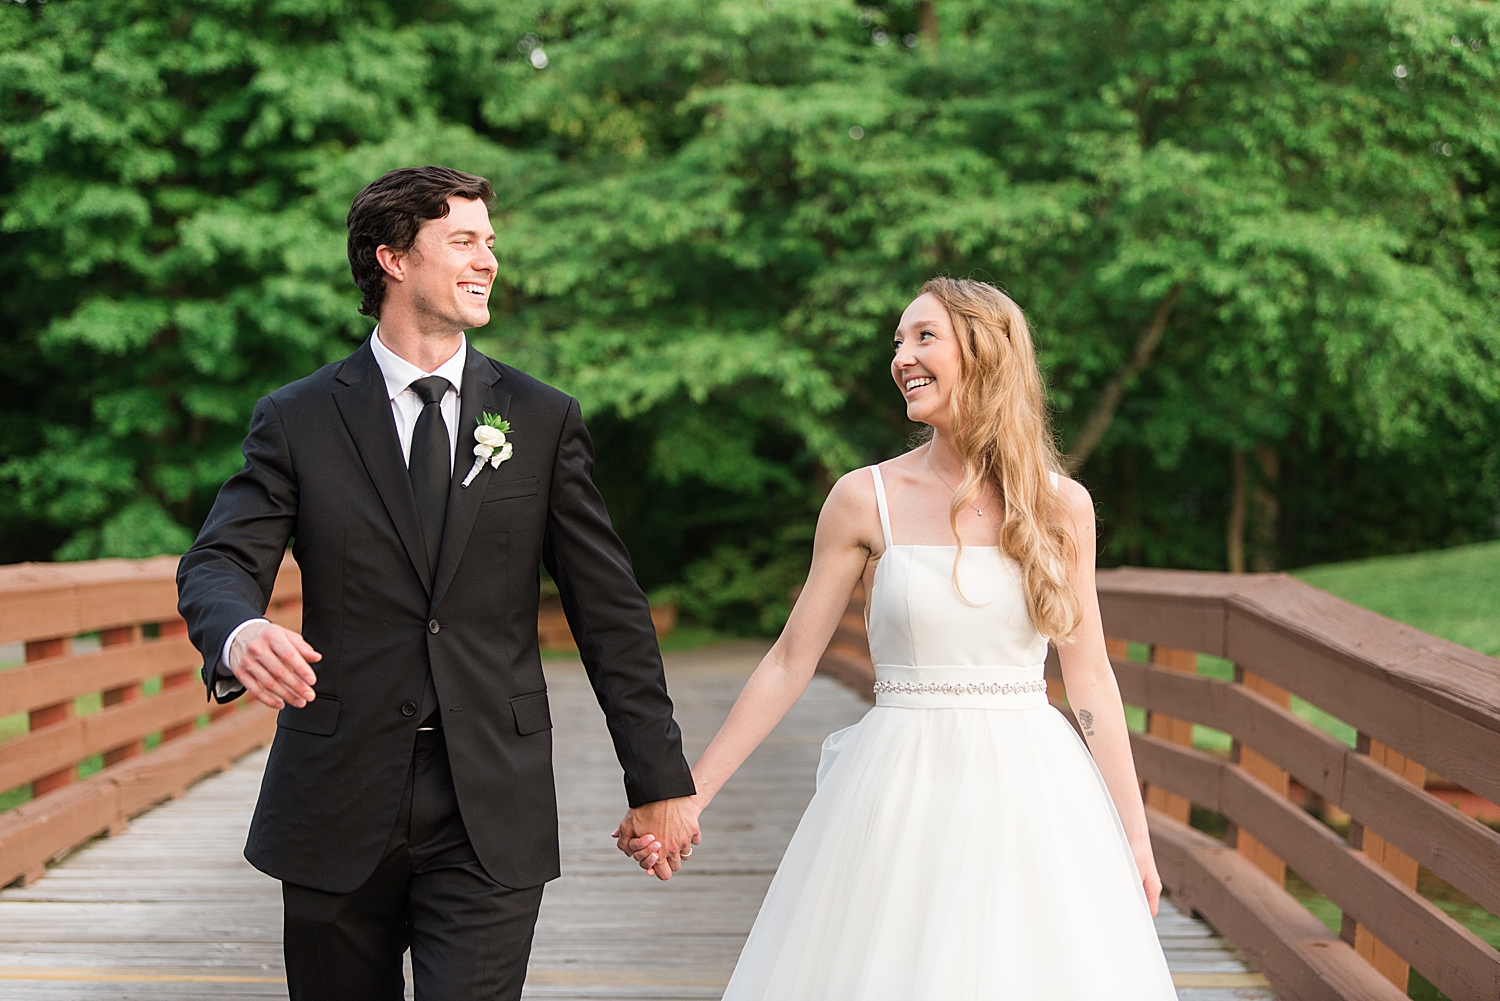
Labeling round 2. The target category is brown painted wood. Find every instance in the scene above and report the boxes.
[158,672,198,744]
[1093,571,1500,807]
[0,554,302,648]
[1349,737,1426,991]
[1233,669,1290,886]
[0,781,120,889]
[0,688,207,794]
[0,555,289,892]
[1149,808,1408,1001]
[0,706,275,888]
[0,638,201,719]
[98,626,144,767]
[1095,568,1244,656]
[110,705,276,817]
[24,638,76,800]
[1133,732,1500,1000]
[1223,586,1500,806]
[537,600,677,651]
[1111,652,1500,919]
[0,558,181,647]
[1144,646,1196,824]
[0,566,84,648]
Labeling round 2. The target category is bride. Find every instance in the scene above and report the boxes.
[626,278,1178,998]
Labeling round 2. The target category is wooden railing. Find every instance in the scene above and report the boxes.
[813,568,1500,1001]
[0,555,301,887]
[0,555,681,888]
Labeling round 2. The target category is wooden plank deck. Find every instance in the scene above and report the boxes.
[0,640,1276,999]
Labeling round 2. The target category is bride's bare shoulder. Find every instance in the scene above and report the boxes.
[1052,473,1094,514]
[816,465,886,548]
[822,466,878,522]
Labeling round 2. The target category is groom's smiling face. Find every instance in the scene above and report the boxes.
[387,196,497,332]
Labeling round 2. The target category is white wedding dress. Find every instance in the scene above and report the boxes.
[721,465,1178,1000]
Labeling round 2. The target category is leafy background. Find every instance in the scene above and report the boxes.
[2,0,1497,634]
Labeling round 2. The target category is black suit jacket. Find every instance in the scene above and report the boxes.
[177,338,695,893]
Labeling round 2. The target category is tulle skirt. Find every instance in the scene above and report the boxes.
[722,704,1179,1000]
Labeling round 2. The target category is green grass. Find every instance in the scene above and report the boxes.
[656,625,731,653]
[1293,539,1500,657]
[543,624,733,660]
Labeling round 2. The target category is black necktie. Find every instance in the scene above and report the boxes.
[408,376,452,578]
[408,376,451,726]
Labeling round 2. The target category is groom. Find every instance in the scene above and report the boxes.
[177,166,699,999]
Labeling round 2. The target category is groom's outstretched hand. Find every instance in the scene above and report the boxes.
[229,621,321,709]
[612,796,701,881]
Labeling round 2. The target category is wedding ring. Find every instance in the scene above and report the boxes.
[681,847,692,858]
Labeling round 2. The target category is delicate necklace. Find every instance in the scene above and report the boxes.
[926,450,985,517]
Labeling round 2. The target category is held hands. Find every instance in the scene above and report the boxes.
[229,621,321,710]
[611,795,702,881]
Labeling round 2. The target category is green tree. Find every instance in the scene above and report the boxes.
[2,0,1497,632]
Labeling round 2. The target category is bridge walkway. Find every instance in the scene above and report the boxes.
[0,642,1273,999]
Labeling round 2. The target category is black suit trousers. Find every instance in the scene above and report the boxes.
[282,729,544,1001]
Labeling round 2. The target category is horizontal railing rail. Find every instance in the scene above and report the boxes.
[812,567,1500,1001]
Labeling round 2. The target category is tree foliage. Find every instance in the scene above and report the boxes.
[2,0,1497,631]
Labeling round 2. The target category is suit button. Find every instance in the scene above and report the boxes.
[428,619,440,634]
[401,701,417,717]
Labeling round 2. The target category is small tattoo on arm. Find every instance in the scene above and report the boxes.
[1078,709,1095,737]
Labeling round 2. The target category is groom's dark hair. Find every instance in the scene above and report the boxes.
[347,165,495,317]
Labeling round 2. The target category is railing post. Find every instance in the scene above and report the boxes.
[156,619,198,743]
[1229,668,1290,885]
[1143,645,1196,825]
[25,636,75,797]
[100,625,145,765]
[1340,733,1424,991]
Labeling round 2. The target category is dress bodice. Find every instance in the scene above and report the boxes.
[865,465,1050,709]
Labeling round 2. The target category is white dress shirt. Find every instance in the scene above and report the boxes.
[368,325,467,471]
[215,328,468,696]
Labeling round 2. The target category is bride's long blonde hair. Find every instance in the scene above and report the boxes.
[920,277,1081,643]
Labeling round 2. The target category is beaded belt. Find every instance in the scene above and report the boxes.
[872,679,1047,697]
[872,665,1050,710]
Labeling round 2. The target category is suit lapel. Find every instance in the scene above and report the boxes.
[332,339,433,595]
[431,345,510,610]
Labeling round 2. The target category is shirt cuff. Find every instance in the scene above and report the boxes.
[216,618,268,699]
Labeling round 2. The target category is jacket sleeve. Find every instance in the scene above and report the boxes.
[542,397,696,807]
[177,395,298,703]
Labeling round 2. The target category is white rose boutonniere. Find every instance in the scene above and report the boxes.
[461,413,514,487]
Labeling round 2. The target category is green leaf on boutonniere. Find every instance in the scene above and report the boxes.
[478,412,511,434]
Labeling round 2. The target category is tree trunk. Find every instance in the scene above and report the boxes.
[1227,450,1247,573]
[1250,444,1280,572]
[1064,283,1185,474]
[918,2,938,46]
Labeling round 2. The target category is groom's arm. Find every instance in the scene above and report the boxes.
[542,398,696,808]
[177,396,300,704]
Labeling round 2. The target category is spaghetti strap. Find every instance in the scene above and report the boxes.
[870,465,894,549]
[1049,470,1060,491]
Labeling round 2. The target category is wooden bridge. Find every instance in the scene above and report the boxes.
[0,557,1495,999]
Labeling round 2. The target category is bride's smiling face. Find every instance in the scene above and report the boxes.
[892,293,963,430]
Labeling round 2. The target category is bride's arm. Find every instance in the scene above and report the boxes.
[689,471,877,809]
[1053,477,1164,915]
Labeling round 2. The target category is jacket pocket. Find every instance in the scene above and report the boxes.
[277,695,342,736]
[481,474,539,505]
[510,691,552,735]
